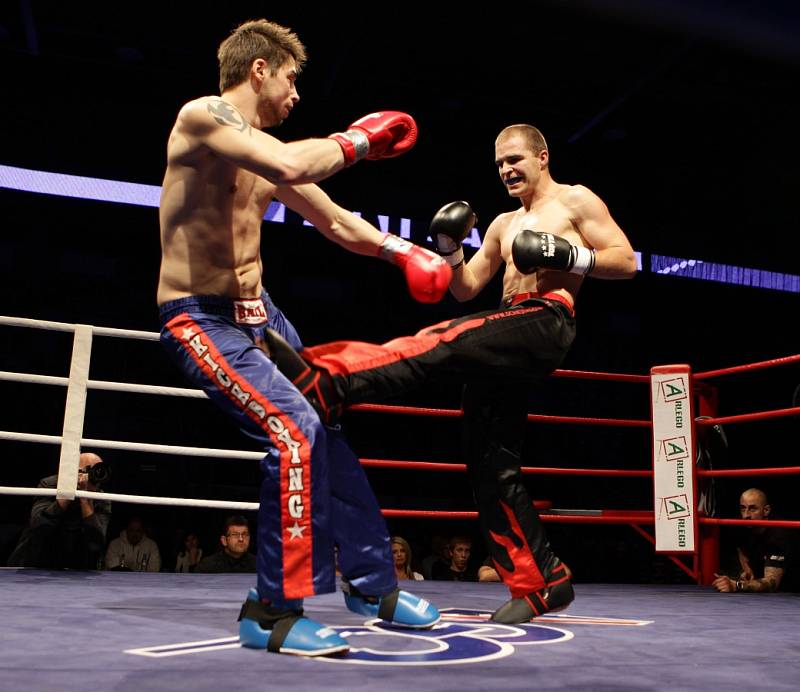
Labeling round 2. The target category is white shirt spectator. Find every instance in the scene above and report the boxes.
[104,518,161,572]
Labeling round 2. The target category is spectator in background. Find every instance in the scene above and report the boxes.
[175,531,204,573]
[478,556,501,582]
[196,515,257,573]
[392,536,423,581]
[713,488,798,593]
[479,555,572,583]
[432,535,478,582]
[421,534,450,580]
[7,452,111,569]
[105,516,162,572]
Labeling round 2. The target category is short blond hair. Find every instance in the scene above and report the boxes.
[496,124,549,156]
[217,19,307,93]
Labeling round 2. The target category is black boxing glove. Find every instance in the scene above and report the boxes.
[512,230,596,275]
[430,201,477,269]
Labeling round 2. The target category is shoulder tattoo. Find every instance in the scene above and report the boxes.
[207,100,252,135]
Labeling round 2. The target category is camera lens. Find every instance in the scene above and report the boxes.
[88,462,110,485]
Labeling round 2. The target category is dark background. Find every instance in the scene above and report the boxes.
[1,1,797,578]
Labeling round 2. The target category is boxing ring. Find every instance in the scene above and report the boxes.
[2,314,800,691]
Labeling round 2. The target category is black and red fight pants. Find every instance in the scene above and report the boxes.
[302,293,576,596]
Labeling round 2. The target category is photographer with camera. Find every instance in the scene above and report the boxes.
[7,452,111,569]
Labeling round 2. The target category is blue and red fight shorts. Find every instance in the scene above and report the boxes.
[159,292,395,604]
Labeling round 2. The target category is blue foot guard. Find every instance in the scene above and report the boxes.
[238,589,349,656]
[344,585,441,628]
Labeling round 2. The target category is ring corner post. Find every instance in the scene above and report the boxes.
[650,364,697,578]
[695,379,720,585]
[56,324,93,501]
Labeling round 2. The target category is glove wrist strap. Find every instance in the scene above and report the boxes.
[329,130,370,165]
[378,234,411,265]
[570,246,596,275]
[442,246,464,268]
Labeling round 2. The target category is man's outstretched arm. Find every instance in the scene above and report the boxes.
[177,100,417,185]
[276,184,450,304]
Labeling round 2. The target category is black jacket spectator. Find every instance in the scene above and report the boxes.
[7,474,111,569]
[195,550,257,573]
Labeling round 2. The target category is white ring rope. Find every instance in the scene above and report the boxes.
[1,315,265,510]
[0,486,258,511]
[0,315,159,341]
[0,431,263,460]
[0,371,207,398]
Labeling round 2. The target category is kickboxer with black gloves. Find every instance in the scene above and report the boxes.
[431,200,477,270]
[261,123,636,623]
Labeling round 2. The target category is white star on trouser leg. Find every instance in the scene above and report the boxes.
[287,522,306,540]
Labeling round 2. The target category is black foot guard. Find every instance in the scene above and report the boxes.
[490,562,575,623]
[263,328,344,425]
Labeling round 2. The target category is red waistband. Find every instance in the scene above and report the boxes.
[508,291,575,316]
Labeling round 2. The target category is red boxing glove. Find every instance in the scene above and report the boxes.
[379,235,452,303]
[329,111,418,166]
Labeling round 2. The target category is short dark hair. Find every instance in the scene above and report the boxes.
[223,515,249,534]
[217,19,307,92]
[449,535,472,549]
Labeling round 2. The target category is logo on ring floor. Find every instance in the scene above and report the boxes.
[319,610,572,666]
[124,608,652,663]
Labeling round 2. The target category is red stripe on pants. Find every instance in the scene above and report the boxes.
[301,308,546,377]
[166,315,315,597]
[488,500,546,597]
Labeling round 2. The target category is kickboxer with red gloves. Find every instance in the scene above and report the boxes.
[158,18,441,658]
[329,111,419,165]
[262,123,637,624]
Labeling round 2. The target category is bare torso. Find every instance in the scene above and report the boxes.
[494,184,588,307]
[157,97,277,305]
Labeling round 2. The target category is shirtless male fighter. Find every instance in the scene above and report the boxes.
[265,124,637,623]
[157,19,447,656]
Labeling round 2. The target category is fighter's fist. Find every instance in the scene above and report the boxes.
[430,200,477,269]
[512,230,596,276]
[379,234,452,303]
[712,573,737,592]
[329,111,418,166]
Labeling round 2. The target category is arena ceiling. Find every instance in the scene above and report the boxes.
[2,1,798,271]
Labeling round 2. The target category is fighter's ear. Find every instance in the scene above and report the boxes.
[251,58,269,84]
[763,504,771,517]
[539,148,549,168]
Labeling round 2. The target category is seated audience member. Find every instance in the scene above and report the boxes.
[479,554,573,583]
[7,452,111,569]
[421,533,450,580]
[478,556,501,582]
[195,515,257,573]
[175,531,203,573]
[713,488,799,593]
[432,535,478,581]
[105,516,162,572]
[392,536,423,580]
